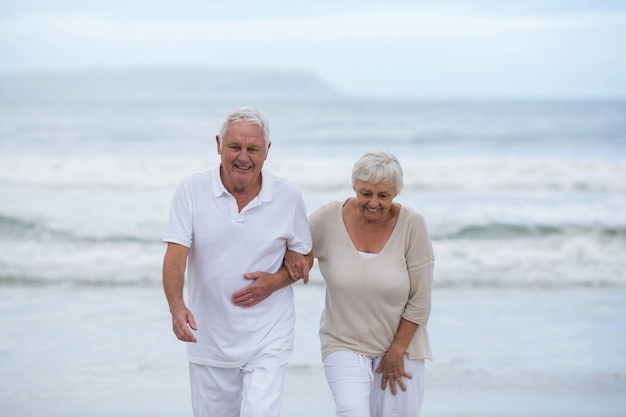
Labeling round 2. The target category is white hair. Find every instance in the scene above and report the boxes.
[218,106,270,150]
[351,151,404,194]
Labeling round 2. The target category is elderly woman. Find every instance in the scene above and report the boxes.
[301,151,435,417]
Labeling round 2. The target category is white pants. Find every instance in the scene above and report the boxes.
[189,348,291,417]
[323,351,425,417]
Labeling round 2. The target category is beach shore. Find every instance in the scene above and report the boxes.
[1,284,625,417]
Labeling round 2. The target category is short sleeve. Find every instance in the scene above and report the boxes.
[162,180,193,248]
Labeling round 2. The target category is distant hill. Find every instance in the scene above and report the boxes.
[0,68,341,100]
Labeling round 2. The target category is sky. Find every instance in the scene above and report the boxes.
[1,0,625,98]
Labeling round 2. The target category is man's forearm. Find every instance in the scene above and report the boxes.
[163,271,186,312]
[269,266,299,291]
[162,243,189,312]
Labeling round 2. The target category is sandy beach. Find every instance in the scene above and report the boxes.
[1,283,624,417]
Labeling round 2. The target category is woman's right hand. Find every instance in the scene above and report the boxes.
[284,250,312,284]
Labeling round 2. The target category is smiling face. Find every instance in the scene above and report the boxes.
[353,180,398,223]
[216,121,270,194]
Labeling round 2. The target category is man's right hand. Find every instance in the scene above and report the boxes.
[171,307,198,343]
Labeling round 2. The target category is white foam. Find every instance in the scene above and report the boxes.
[2,156,625,192]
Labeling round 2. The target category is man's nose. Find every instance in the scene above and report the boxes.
[237,149,251,161]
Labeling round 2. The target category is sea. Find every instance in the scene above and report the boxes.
[1,96,625,417]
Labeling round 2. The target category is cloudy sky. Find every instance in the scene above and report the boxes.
[1,0,625,98]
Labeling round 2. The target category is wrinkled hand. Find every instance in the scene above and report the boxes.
[232,271,276,307]
[171,306,197,343]
[284,250,310,284]
[375,348,412,395]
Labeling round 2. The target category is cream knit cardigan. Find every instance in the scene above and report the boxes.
[309,201,435,360]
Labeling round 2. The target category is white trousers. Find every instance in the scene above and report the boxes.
[188,348,291,417]
[323,351,425,417]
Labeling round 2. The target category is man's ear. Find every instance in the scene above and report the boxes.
[265,141,271,160]
[216,135,221,154]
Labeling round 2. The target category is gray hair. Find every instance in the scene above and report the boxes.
[351,151,404,194]
[218,106,270,150]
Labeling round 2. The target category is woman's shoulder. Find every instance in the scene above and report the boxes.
[398,204,426,223]
[396,205,434,259]
[310,200,343,217]
[396,205,431,237]
[309,201,344,232]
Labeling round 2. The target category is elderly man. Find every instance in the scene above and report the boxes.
[162,106,312,417]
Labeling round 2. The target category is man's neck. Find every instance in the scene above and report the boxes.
[220,169,262,212]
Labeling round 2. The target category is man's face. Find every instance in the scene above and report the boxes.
[216,121,270,192]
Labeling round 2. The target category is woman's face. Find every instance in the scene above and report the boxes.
[353,180,397,222]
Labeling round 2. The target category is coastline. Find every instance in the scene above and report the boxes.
[1,285,624,417]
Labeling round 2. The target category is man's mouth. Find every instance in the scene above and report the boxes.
[235,164,252,171]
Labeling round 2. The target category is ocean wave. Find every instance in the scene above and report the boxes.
[433,277,625,289]
[0,214,38,236]
[2,213,624,290]
[1,156,626,192]
[0,156,204,187]
[274,158,626,192]
[0,214,158,244]
[1,232,624,288]
[431,222,626,240]
[0,273,159,288]
[3,212,625,245]
[1,271,624,289]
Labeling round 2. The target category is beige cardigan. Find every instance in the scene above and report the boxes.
[309,201,435,360]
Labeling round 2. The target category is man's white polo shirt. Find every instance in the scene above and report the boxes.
[163,166,312,367]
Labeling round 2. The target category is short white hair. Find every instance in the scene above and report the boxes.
[218,106,270,150]
[351,151,404,194]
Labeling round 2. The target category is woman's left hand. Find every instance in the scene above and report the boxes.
[375,347,413,396]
